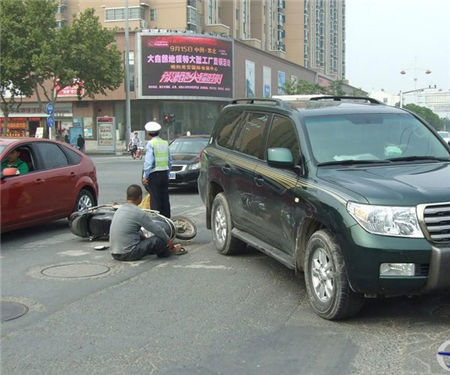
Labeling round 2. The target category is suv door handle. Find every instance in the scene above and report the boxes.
[69,172,76,178]
[35,178,45,184]
[254,176,264,187]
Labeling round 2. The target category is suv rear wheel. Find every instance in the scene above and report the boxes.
[304,230,364,320]
[211,193,246,255]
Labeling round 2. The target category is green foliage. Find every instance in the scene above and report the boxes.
[283,80,328,95]
[283,79,361,97]
[0,0,56,134]
[0,1,123,136]
[404,104,444,130]
[328,80,346,96]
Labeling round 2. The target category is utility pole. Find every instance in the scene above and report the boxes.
[124,0,132,148]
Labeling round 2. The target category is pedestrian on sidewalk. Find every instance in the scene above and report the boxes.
[110,184,186,261]
[141,121,172,218]
[77,134,85,153]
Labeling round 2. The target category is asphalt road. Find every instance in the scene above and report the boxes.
[1,155,449,375]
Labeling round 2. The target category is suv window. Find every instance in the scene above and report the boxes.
[235,112,269,159]
[267,115,300,163]
[37,143,69,169]
[216,110,245,150]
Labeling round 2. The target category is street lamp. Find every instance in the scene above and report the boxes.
[399,69,431,108]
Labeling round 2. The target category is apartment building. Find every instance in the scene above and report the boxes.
[6,0,351,149]
[57,0,344,79]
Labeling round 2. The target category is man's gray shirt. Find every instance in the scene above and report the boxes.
[110,203,169,255]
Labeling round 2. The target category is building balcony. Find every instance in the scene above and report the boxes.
[204,24,231,37]
[269,49,286,58]
[241,38,262,49]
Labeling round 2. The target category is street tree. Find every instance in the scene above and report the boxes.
[0,0,56,135]
[282,79,328,95]
[1,0,123,137]
[404,103,443,130]
[328,79,346,96]
[32,8,123,137]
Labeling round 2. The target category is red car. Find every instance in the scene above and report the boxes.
[1,137,98,233]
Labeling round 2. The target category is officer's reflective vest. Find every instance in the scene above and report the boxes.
[150,138,169,171]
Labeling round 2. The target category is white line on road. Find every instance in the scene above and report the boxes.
[172,264,232,270]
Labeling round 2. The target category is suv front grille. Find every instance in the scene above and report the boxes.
[415,263,429,276]
[422,203,450,243]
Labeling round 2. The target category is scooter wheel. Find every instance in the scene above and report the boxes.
[172,216,197,240]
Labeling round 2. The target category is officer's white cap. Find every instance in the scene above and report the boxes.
[144,121,161,132]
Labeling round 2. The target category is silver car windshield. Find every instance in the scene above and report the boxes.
[304,113,450,164]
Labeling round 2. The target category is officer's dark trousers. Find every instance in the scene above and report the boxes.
[145,170,171,218]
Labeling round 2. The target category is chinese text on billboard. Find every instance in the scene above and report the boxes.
[141,35,233,98]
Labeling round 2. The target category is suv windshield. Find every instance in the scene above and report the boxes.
[304,113,450,164]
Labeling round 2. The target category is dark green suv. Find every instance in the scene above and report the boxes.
[198,96,450,320]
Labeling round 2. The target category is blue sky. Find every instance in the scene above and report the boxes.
[345,0,450,94]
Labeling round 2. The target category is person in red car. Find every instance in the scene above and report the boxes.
[1,149,29,175]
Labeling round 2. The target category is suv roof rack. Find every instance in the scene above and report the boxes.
[231,98,283,106]
[309,96,382,104]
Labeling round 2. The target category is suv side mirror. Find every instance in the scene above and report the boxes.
[1,167,19,179]
[267,148,294,168]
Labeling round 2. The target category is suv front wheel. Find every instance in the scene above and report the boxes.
[211,193,246,255]
[304,230,364,320]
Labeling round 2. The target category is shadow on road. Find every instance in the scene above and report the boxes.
[0,220,70,244]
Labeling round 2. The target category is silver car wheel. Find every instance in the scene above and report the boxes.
[311,246,335,303]
[77,194,93,211]
[213,204,227,247]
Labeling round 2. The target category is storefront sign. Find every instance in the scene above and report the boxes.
[139,34,233,99]
[55,80,85,97]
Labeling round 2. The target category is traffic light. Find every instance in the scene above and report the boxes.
[163,113,170,126]
[169,113,175,124]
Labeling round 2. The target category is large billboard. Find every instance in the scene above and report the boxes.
[138,34,233,100]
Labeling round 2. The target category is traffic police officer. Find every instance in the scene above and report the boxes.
[141,121,172,218]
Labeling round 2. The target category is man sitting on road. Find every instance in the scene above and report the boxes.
[110,184,186,261]
[1,149,29,175]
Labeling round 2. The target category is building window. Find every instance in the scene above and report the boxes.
[56,20,66,28]
[150,9,157,21]
[187,6,198,25]
[207,0,217,24]
[56,5,66,14]
[105,7,144,21]
[241,0,250,39]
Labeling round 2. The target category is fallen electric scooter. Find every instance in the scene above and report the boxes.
[69,204,197,241]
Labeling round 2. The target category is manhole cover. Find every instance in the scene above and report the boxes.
[41,263,110,278]
[1,301,28,321]
[433,305,450,318]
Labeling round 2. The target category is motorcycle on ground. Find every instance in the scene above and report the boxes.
[69,204,197,241]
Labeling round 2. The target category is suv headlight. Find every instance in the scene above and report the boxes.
[188,162,200,170]
[347,202,424,238]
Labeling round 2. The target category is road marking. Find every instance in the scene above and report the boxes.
[172,263,232,270]
[58,250,91,257]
